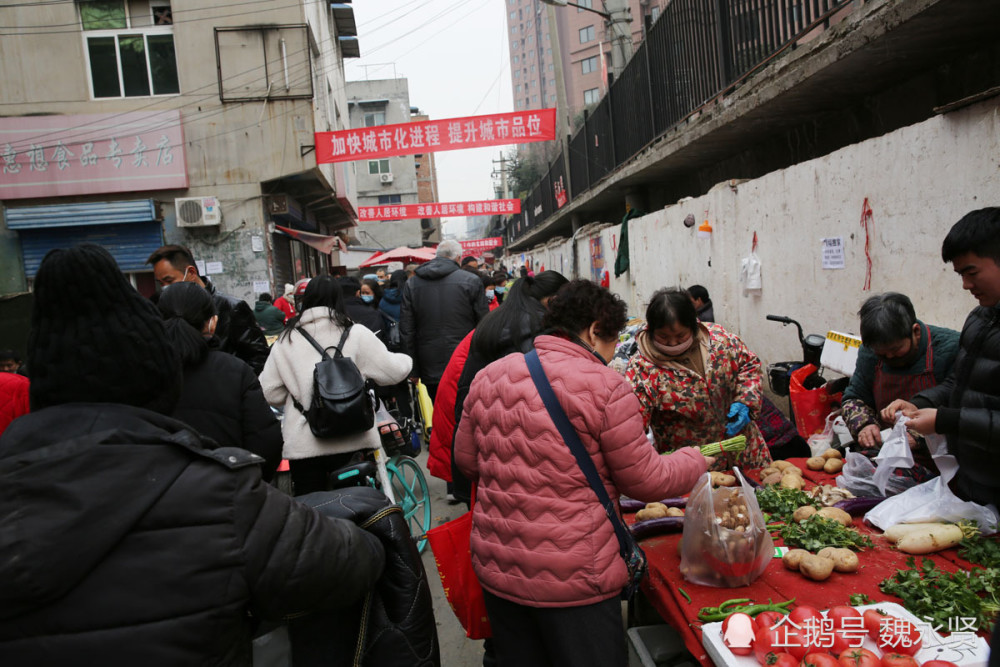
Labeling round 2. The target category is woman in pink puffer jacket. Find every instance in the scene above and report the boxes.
[454,280,711,667]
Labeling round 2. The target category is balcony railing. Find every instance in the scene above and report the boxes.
[512,0,852,243]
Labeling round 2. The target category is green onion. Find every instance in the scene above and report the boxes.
[699,435,746,457]
[678,587,692,604]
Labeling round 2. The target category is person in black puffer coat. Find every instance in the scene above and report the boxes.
[401,240,489,396]
[882,207,1000,509]
[158,281,282,481]
[0,244,386,666]
[339,275,387,340]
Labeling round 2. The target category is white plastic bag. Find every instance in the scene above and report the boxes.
[807,410,840,457]
[865,432,999,533]
[871,417,915,496]
[740,233,762,293]
[836,450,880,497]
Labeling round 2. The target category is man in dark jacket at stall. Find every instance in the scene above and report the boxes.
[0,244,386,665]
[884,207,1000,509]
[688,284,714,323]
[401,240,489,399]
[147,245,270,374]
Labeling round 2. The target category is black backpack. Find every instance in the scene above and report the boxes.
[381,312,402,352]
[291,325,377,438]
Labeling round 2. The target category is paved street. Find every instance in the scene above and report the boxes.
[415,451,485,667]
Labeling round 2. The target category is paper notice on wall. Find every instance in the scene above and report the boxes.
[252,280,270,296]
[251,235,264,252]
[195,260,207,276]
[205,261,223,275]
[821,237,845,269]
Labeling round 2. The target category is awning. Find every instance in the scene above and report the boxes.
[358,246,436,268]
[275,225,346,255]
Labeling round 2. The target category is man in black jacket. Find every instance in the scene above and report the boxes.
[0,244,385,665]
[338,275,386,340]
[883,207,1000,508]
[401,240,489,399]
[147,244,270,374]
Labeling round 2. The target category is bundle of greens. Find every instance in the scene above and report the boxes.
[778,515,873,552]
[958,532,1000,569]
[755,485,821,522]
[879,557,1000,631]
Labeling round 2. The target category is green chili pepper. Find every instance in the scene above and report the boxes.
[678,587,691,604]
[696,598,796,623]
[718,598,752,612]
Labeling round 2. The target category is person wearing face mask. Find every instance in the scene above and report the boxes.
[454,280,711,667]
[360,278,383,309]
[492,270,509,305]
[626,287,772,470]
[337,276,385,342]
[841,293,959,458]
[480,271,499,312]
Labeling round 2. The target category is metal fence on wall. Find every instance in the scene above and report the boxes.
[512,0,852,242]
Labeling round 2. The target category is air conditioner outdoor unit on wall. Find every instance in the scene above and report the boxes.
[175,196,221,227]
[379,173,393,184]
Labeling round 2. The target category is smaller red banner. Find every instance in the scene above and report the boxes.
[316,109,556,164]
[358,199,521,222]
[460,238,503,252]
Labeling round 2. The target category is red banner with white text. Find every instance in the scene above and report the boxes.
[358,199,521,222]
[316,109,556,164]
[461,238,503,253]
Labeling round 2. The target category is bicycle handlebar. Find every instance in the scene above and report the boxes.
[766,315,793,323]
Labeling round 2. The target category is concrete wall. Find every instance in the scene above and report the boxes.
[505,97,1000,373]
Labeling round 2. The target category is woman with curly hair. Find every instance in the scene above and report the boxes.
[626,287,772,470]
[454,280,711,667]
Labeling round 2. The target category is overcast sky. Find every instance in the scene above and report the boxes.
[344,0,515,236]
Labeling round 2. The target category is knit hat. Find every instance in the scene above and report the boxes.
[27,244,181,413]
[283,283,295,297]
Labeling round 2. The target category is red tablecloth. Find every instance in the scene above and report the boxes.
[629,463,981,666]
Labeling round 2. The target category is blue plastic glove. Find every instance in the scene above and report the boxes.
[725,402,751,436]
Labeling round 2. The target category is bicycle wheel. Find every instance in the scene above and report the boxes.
[387,455,432,553]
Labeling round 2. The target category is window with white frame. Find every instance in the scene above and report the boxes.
[363,111,386,127]
[368,159,390,175]
[584,88,600,105]
[577,0,593,10]
[581,55,598,74]
[579,25,595,43]
[80,0,179,98]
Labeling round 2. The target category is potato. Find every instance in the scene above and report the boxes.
[792,505,818,522]
[782,466,803,477]
[666,507,685,517]
[773,460,793,472]
[822,448,843,460]
[760,467,779,480]
[779,474,804,490]
[710,471,737,487]
[782,548,810,571]
[816,547,838,559]
[823,458,844,474]
[817,506,853,526]
[635,505,669,521]
[762,472,784,486]
[828,548,859,573]
[806,457,827,471]
[799,554,835,581]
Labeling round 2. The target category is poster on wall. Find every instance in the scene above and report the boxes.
[590,236,605,283]
[821,237,845,269]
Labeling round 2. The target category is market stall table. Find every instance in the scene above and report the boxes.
[628,459,988,666]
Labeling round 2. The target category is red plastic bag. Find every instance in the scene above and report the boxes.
[789,364,843,438]
[426,510,492,639]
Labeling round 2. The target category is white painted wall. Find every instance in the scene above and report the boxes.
[505,98,1000,374]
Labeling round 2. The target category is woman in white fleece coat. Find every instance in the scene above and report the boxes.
[260,275,412,495]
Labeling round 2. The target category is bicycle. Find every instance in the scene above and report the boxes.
[329,412,432,554]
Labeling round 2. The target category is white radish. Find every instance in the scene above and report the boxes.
[895,523,973,554]
[883,522,953,545]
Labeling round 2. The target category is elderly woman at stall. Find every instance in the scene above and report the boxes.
[626,287,772,470]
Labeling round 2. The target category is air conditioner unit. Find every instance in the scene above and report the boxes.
[379,173,393,184]
[175,196,221,227]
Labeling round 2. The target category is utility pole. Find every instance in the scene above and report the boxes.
[492,153,511,199]
[604,0,633,79]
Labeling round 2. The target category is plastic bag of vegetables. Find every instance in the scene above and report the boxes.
[679,468,773,587]
[865,473,999,534]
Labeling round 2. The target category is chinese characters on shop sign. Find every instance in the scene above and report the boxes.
[357,199,520,222]
[0,111,188,199]
[460,238,503,253]
[316,109,556,163]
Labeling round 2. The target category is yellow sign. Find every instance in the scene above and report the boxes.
[826,331,861,351]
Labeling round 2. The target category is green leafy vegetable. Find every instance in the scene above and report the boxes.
[755,486,821,521]
[958,532,1000,569]
[778,515,873,552]
[879,557,1000,632]
[849,593,874,606]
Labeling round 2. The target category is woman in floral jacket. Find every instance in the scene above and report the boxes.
[626,288,772,470]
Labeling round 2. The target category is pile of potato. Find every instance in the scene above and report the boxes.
[635,502,685,521]
[758,460,805,489]
[782,546,860,581]
[806,448,844,473]
[715,487,752,532]
[709,471,737,488]
[791,505,853,525]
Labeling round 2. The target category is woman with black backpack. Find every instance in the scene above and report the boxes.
[260,276,412,495]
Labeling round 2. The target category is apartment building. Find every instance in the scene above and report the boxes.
[0,0,360,300]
